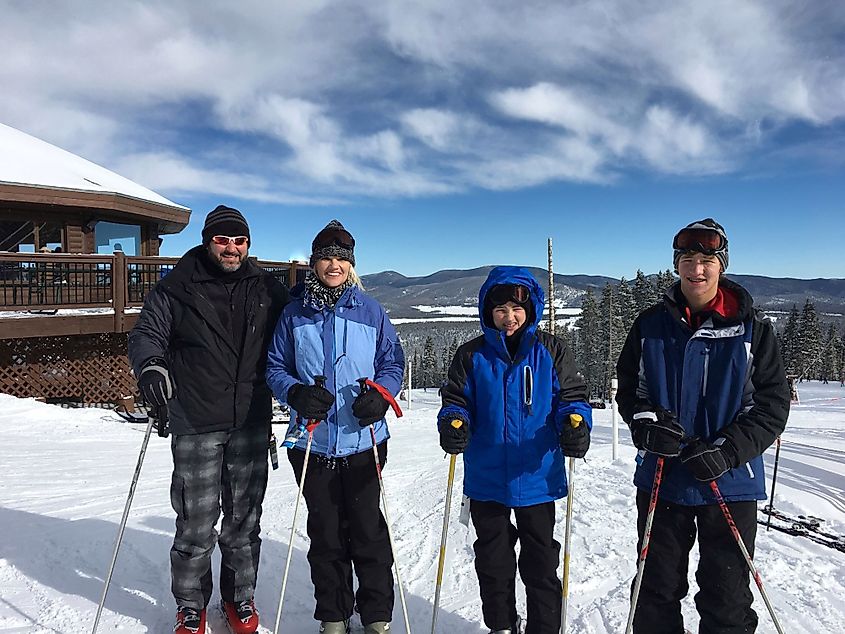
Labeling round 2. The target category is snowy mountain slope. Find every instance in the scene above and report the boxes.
[0,383,843,633]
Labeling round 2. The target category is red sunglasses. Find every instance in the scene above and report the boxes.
[313,227,355,250]
[673,228,725,255]
[211,235,249,246]
[489,284,530,306]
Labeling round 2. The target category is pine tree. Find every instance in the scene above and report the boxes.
[820,323,839,384]
[617,277,637,336]
[632,269,656,314]
[797,299,822,380]
[422,336,437,388]
[781,304,800,376]
[598,283,627,399]
[575,288,601,397]
[655,269,676,297]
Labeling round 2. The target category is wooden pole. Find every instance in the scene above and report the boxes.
[548,238,555,335]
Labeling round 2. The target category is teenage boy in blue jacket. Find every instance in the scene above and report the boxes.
[438,266,591,634]
[616,219,790,634]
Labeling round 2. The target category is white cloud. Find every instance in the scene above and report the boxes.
[0,0,842,202]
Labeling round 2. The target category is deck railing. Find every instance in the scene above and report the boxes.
[0,252,305,337]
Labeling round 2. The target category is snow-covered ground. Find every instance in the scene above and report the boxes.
[0,382,843,633]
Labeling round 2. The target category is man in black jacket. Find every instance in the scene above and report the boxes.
[616,219,790,634]
[129,205,288,634]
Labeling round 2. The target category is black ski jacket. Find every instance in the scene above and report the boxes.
[128,246,289,434]
[616,278,790,504]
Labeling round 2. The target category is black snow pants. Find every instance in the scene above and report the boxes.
[470,499,562,634]
[632,488,759,634]
[288,442,394,625]
[170,425,269,609]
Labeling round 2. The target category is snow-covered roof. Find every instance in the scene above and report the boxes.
[0,122,186,211]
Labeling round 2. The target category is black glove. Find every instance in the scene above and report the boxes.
[287,383,335,421]
[352,389,390,427]
[439,419,469,454]
[138,358,173,407]
[560,419,590,458]
[630,403,685,457]
[680,438,735,482]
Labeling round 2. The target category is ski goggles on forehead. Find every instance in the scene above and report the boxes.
[672,228,725,255]
[211,235,249,246]
[313,226,355,250]
[488,284,530,306]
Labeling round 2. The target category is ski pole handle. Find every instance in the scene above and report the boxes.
[154,404,170,438]
[569,413,582,428]
[451,419,463,429]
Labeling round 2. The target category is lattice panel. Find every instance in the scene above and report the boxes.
[0,333,137,404]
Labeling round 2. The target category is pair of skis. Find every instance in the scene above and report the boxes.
[759,507,845,553]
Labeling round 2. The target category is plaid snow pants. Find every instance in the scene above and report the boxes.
[170,424,269,609]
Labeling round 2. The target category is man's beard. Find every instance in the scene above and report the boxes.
[210,249,246,273]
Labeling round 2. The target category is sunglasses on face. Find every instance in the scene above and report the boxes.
[211,235,249,246]
[672,228,725,255]
[313,227,355,251]
[488,284,530,306]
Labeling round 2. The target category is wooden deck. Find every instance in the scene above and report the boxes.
[0,252,303,339]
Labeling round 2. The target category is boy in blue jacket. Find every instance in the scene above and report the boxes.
[438,266,591,634]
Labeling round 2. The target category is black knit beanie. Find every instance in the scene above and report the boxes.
[201,205,250,246]
[310,219,356,267]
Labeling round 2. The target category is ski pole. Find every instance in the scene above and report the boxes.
[625,456,665,634]
[273,376,326,634]
[560,413,583,634]
[709,480,785,634]
[431,420,463,634]
[92,405,163,633]
[357,378,412,634]
[765,436,782,531]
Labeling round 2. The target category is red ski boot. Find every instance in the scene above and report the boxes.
[174,606,206,634]
[221,599,259,634]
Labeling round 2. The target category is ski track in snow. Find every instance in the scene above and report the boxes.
[0,383,843,632]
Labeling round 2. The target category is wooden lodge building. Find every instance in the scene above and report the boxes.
[0,122,303,408]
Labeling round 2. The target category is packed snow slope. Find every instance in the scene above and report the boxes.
[0,382,843,633]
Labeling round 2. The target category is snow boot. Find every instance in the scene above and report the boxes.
[488,615,524,634]
[221,599,259,634]
[363,622,391,633]
[319,620,350,634]
[174,605,206,634]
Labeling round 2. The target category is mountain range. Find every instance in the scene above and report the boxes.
[360,266,845,320]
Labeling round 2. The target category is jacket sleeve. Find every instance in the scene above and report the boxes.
[539,332,592,430]
[128,285,174,375]
[437,340,477,431]
[616,315,646,425]
[719,314,790,465]
[265,309,300,403]
[373,308,405,396]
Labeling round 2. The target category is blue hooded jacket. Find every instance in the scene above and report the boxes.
[266,283,405,457]
[437,266,591,507]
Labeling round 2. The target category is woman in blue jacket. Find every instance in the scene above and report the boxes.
[438,266,591,634]
[266,220,404,634]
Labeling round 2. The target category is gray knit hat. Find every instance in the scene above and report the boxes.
[201,205,250,246]
[310,220,356,267]
[672,218,729,272]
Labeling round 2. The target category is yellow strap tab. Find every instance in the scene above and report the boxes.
[569,413,583,428]
[450,419,464,429]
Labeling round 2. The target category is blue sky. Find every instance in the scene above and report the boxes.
[2,1,843,278]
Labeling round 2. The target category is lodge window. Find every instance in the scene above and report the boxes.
[94,221,141,256]
[0,221,64,252]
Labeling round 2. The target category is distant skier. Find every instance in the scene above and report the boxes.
[616,218,790,633]
[437,266,591,634]
[129,206,288,634]
[266,220,405,634]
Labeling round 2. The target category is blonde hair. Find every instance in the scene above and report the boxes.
[348,266,364,290]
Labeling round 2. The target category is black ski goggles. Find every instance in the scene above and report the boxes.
[672,228,726,255]
[313,226,355,251]
[488,284,530,306]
